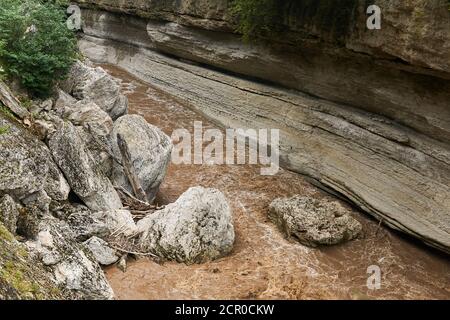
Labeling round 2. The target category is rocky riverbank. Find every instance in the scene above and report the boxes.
[0,60,235,299]
[73,0,450,254]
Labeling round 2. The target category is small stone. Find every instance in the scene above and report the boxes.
[83,236,118,266]
[117,254,127,273]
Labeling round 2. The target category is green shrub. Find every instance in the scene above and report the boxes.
[230,0,281,41]
[0,0,77,97]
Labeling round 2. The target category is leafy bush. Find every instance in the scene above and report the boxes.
[230,0,281,41]
[0,0,77,97]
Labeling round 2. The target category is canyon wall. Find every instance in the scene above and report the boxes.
[74,0,450,253]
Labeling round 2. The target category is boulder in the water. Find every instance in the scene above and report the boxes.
[137,186,234,264]
[111,115,173,203]
[269,196,362,247]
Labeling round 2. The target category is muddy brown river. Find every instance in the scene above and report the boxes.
[101,65,449,300]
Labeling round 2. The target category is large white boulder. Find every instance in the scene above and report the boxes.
[137,187,234,264]
[110,115,173,203]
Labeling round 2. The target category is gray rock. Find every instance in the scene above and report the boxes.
[84,236,118,266]
[92,209,137,238]
[269,196,362,247]
[0,113,70,202]
[27,217,114,300]
[54,89,77,112]
[40,98,54,112]
[0,194,19,234]
[52,203,128,242]
[51,202,87,221]
[56,98,115,175]
[111,115,173,203]
[75,119,114,177]
[33,119,56,140]
[136,187,234,264]
[62,61,128,120]
[110,94,128,121]
[21,190,51,216]
[0,114,48,198]
[63,100,113,137]
[64,205,110,242]
[16,206,41,240]
[44,158,71,202]
[47,121,122,211]
[29,99,53,115]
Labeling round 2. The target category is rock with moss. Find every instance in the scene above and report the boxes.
[0,223,71,300]
[0,195,19,234]
[269,196,362,247]
[26,217,114,300]
[136,187,235,264]
[0,113,70,202]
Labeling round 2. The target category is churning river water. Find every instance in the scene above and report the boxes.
[101,65,449,300]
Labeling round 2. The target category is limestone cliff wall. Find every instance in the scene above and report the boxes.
[76,0,450,143]
[74,0,450,253]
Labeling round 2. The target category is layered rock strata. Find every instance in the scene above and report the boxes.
[75,2,450,253]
